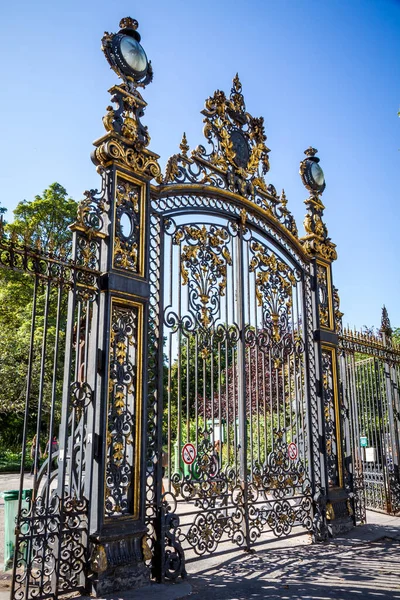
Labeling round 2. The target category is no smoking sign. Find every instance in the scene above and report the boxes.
[288,442,298,461]
[182,443,196,465]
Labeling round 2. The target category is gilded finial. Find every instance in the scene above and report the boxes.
[119,17,139,31]
[232,73,242,92]
[180,132,189,158]
[304,147,318,157]
[280,189,287,207]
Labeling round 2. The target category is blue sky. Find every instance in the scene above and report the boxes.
[1,0,399,330]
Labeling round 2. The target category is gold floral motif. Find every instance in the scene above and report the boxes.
[94,79,162,181]
[114,233,138,270]
[163,154,180,183]
[113,181,140,272]
[116,182,139,212]
[157,78,300,242]
[103,105,115,132]
[94,138,162,182]
[301,186,337,261]
[249,241,296,343]
[174,224,232,328]
[201,75,270,180]
[106,305,139,517]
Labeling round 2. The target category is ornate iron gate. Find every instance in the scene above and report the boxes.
[5,16,356,599]
[144,76,348,579]
[150,211,316,564]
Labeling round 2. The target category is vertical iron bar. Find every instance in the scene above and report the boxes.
[11,275,39,600]
[35,278,52,598]
[253,265,261,466]
[236,226,250,550]
[45,283,63,506]
[32,278,51,498]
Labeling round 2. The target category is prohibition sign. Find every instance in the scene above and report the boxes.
[182,443,196,465]
[288,442,298,461]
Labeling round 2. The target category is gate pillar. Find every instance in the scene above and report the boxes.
[300,148,354,536]
[84,18,162,595]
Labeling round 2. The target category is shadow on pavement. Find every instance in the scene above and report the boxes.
[181,537,400,599]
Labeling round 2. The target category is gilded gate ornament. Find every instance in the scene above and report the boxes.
[173,223,232,328]
[333,286,343,334]
[105,304,140,517]
[321,350,339,487]
[92,18,162,181]
[159,77,299,240]
[299,148,337,261]
[113,180,141,272]
[200,74,270,178]
[249,241,297,343]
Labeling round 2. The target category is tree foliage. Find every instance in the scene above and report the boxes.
[6,183,77,255]
[0,184,77,447]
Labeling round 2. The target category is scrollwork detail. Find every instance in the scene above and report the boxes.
[105,305,139,517]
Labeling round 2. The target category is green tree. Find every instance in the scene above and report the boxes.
[6,183,77,255]
[0,184,77,449]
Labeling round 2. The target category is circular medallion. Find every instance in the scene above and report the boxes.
[230,129,250,169]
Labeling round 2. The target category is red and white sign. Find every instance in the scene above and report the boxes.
[288,442,298,461]
[182,443,196,465]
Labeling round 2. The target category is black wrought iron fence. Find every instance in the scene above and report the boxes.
[0,226,101,599]
[339,313,400,517]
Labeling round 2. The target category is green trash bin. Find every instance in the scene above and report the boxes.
[2,489,32,571]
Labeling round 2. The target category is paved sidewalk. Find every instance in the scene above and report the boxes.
[0,485,399,600]
[112,511,400,600]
